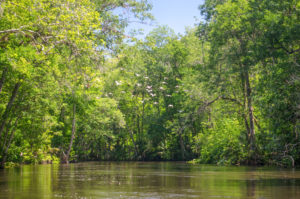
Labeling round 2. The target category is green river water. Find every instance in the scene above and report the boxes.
[0,162,300,199]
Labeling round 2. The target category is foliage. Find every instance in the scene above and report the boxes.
[0,0,299,167]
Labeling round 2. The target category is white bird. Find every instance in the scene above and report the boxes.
[159,87,164,90]
[137,83,141,87]
[115,80,122,86]
[154,102,158,105]
[168,104,173,108]
[135,73,140,77]
[166,94,171,97]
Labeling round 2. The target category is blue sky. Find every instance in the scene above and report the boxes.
[127,0,204,37]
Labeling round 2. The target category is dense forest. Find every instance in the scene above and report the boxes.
[0,0,299,168]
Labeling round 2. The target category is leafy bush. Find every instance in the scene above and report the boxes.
[192,118,247,165]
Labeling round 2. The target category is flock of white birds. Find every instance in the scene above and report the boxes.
[108,73,185,109]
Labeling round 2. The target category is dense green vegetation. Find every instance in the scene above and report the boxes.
[0,0,299,168]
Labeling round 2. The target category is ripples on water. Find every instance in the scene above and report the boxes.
[0,162,300,199]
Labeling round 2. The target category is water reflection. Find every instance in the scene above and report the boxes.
[0,162,300,198]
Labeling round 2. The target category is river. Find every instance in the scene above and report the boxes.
[0,162,300,198]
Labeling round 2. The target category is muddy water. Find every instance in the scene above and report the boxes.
[0,162,300,199]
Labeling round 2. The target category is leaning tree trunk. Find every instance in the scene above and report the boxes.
[0,67,8,94]
[0,81,21,139]
[1,116,14,153]
[0,117,19,168]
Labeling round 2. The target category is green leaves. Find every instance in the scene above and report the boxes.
[1,0,299,166]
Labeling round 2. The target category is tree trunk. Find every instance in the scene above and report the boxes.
[241,73,251,142]
[130,130,139,159]
[245,70,256,156]
[178,128,186,160]
[141,92,145,143]
[1,117,14,153]
[0,67,8,94]
[178,118,186,160]
[62,103,76,164]
[126,122,139,159]
[201,41,205,63]
[243,112,251,142]
[0,81,21,139]
[0,117,19,168]
[137,114,140,139]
